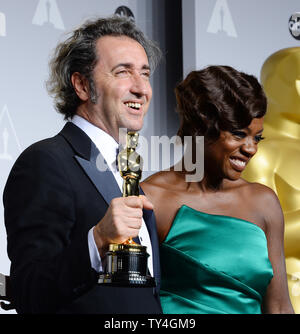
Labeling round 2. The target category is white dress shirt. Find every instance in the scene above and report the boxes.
[71,115,153,276]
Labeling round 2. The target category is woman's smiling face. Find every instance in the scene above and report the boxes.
[204,117,265,181]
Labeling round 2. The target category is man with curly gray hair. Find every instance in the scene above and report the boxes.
[3,16,162,314]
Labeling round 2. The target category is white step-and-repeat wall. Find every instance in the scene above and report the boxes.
[182,0,300,76]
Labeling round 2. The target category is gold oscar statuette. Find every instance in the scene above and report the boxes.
[98,132,156,287]
[242,47,300,312]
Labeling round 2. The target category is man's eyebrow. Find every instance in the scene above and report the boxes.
[142,64,151,70]
[111,63,150,71]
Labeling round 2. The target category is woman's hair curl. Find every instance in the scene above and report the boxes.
[176,65,267,141]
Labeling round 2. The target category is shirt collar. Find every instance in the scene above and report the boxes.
[71,115,119,167]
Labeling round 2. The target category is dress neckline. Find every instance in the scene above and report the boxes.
[176,204,266,237]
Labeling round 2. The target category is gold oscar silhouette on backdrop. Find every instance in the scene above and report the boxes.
[242,47,300,313]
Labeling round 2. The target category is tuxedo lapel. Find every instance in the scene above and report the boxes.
[75,143,159,283]
[60,122,121,205]
[140,188,161,291]
[75,143,122,205]
[60,122,160,290]
[76,143,161,288]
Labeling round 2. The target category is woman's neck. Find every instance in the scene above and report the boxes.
[174,164,226,193]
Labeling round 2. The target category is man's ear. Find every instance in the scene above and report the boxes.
[71,72,90,101]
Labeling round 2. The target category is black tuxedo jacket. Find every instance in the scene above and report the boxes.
[3,122,162,314]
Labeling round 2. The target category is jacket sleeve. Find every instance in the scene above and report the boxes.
[3,145,98,313]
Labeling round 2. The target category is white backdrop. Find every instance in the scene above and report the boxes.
[182,0,300,76]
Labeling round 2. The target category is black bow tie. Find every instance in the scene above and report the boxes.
[115,147,119,171]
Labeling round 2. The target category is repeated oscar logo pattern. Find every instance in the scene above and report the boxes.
[32,0,65,30]
[0,12,5,37]
[207,0,237,38]
[0,105,22,162]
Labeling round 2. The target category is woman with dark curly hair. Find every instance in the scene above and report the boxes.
[141,65,294,314]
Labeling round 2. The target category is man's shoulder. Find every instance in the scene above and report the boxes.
[12,129,75,173]
[21,134,66,158]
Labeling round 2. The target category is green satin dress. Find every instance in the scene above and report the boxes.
[159,205,273,314]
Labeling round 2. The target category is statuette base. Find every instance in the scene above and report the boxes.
[98,243,156,287]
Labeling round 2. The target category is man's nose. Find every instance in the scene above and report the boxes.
[131,73,150,97]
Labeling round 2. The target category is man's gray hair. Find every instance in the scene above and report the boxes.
[46,16,162,119]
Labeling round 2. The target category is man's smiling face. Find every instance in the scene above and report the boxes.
[89,35,152,141]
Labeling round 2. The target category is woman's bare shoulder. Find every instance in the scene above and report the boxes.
[141,170,179,191]
[241,179,279,202]
[241,179,283,225]
[141,171,183,243]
